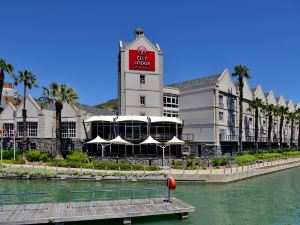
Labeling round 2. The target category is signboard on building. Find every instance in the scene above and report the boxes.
[129,46,155,71]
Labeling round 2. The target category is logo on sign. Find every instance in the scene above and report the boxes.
[129,46,155,71]
[137,46,147,56]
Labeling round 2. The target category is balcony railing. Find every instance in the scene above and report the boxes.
[181,133,194,142]
[220,135,238,142]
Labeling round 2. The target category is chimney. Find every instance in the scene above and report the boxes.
[134,28,144,37]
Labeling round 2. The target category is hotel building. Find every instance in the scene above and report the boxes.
[0,28,299,157]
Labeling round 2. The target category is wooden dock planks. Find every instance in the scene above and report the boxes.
[0,197,194,224]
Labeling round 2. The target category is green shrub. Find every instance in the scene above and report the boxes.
[26,150,52,162]
[12,156,25,164]
[2,150,22,160]
[283,151,300,157]
[235,155,256,165]
[26,150,41,162]
[212,157,231,167]
[186,158,193,167]
[256,153,282,160]
[66,151,89,163]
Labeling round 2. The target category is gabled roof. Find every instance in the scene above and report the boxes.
[251,84,266,102]
[167,73,222,89]
[120,33,161,53]
[276,96,286,106]
[33,98,115,116]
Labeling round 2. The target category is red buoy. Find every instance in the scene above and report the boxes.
[167,177,176,190]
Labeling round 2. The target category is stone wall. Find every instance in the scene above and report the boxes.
[90,156,171,166]
[2,137,85,153]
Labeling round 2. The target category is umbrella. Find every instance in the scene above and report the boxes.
[140,136,161,145]
[166,136,185,145]
[159,136,185,167]
[86,136,110,158]
[109,135,132,145]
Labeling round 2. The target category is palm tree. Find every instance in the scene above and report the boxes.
[287,112,296,148]
[276,106,289,149]
[248,98,264,153]
[13,70,38,153]
[0,58,14,111]
[294,108,300,148]
[262,103,275,151]
[232,65,251,153]
[40,83,79,159]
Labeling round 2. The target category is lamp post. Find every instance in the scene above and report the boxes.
[13,111,16,160]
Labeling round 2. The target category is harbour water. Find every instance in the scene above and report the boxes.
[1,166,300,225]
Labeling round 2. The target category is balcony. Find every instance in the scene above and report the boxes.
[245,136,254,142]
[220,134,238,142]
[181,133,194,142]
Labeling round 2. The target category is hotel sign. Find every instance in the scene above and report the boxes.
[129,46,155,71]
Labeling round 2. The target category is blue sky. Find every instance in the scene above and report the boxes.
[1,0,300,105]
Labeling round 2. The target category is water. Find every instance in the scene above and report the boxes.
[1,167,300,225]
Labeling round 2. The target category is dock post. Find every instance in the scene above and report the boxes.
[178,212,189,219]
[123,217,132,224]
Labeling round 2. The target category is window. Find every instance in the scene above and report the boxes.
[61,122,76,138]
[2,123,15,137]
[249,117,253,125]
[140,74,145,84]
[219,95,224,108]
[17,122,38,137]
[29,142,36,150]
[140,96,145,105]
[164,110,179,117]
[263,120,266,125]
[230,98,236,110]
[219,112,224,121]
[125,123,141,140]
[163,95,178,108]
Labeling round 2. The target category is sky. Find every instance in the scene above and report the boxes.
[1,0,300,105]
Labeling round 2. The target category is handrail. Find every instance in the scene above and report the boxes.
[68,187,167,209]
[0,192,48,196]
[71,187,165,194]
[0,192,50,212]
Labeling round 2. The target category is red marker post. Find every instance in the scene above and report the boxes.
[166,177,176,202]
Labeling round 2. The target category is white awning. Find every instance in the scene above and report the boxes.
[86,136,109,144]
[166,136,185,145]
[140,136,161,145]
[85,116,115,123]
[116,115,148,123]
[149,116,182,124]
[109,135,132,145]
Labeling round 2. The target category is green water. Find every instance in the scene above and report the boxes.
[1,167,300,225]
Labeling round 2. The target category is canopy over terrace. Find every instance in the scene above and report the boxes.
[84,115,183,157]
[86,136,110,158]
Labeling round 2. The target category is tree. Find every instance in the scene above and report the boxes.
[262,103,275,151]
[276,106,289,149]
[40,83,79,159]
[248,98,264,153]
[287,112,296,148]
[13,70,38,153]
[294,108,300,148]
[232,65,251,153]
[0,58,14,111]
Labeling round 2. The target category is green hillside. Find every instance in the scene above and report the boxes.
[95,99,118,111]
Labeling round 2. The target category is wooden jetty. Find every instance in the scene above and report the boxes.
[0,197,195,224]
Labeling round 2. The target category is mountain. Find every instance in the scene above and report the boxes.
[94,98,117,111]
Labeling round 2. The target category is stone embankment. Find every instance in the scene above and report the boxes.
[1,157,300,183]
